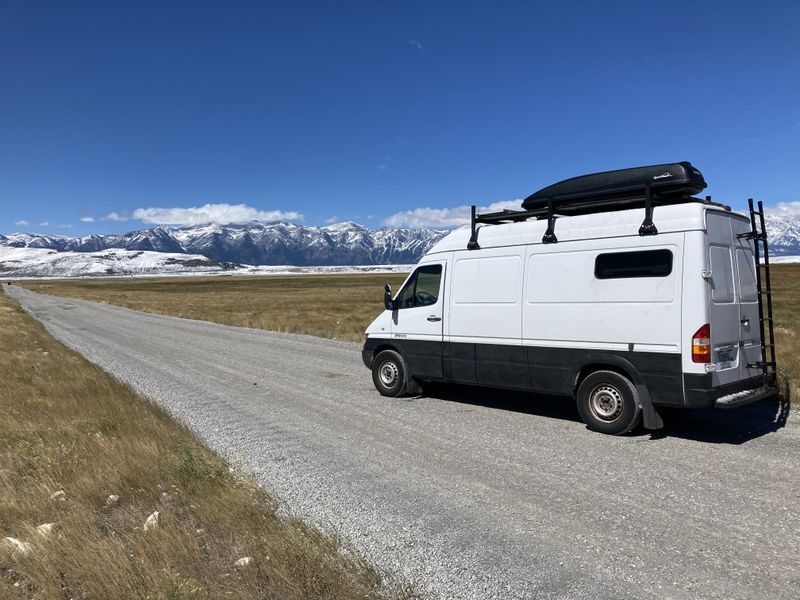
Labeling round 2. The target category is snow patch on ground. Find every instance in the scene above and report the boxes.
[770,255,800,264]
[235,264,413,276]
[0,246,230,278]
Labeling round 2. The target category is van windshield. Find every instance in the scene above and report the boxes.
[396,264,442,309]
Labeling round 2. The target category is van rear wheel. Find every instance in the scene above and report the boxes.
[576,370,642,435]
[372,350,409,397]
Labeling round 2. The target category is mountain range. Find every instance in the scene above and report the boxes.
[0,221,447,267]
[1,213,799,278]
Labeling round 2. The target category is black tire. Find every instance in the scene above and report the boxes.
[371,350,409,397]
[576,370,642,435]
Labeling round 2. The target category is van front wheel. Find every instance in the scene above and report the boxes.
[576,370,642,435]
[372,350,409,397]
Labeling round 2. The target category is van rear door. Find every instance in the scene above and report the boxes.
[731,218,763,383]
[706,212,761,387]
[706,213,742,387]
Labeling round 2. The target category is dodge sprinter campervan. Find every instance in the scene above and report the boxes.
[362,162,778,435]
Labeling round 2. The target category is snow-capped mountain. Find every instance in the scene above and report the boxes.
[0,221,447,266]
[764,214,800,256]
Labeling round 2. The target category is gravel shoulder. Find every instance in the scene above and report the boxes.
[7,285,800,600]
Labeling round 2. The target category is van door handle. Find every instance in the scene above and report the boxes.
[427,315,442,322]
[741,317,750,326]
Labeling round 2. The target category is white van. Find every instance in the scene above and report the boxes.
[362,163,777,434]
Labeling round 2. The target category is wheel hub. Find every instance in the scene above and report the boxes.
[379,361,399,387]
[588,384,624,422]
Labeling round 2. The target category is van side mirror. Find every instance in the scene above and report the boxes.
[384,284,396,310]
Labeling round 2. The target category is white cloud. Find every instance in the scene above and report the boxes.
[101,211,130,221]
[408,40,423,51]
[131,203,303,226]
[38,221,50,227]
[324,215,339,224]
[14,220,29,226]
[382,200,522,228]
[58,223,73,229]
[773,201,800,217]
[80,216,95,222]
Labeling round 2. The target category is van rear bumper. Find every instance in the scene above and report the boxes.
[684,374,775,408]
[713,385,777,409]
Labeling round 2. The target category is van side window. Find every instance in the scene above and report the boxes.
[395,264,442,309]
[594,249,673,279]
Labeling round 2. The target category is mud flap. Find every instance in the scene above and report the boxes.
[636,384,664,430]
[405,376,423,396]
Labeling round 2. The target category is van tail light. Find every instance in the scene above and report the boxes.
[692,324,711,363]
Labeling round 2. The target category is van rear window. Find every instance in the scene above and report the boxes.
[594,249,673,279]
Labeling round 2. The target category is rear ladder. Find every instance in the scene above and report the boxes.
[741,198,778,387]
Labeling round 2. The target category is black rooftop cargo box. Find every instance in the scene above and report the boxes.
[520,161,707,215]
[465,161,711,247]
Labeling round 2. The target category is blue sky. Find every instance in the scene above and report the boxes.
[1,1,799,236]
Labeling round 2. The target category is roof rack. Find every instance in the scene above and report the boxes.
[466,162,733,250]
[466,195,733,250]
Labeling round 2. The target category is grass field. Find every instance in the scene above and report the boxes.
[20,274,409,343]
[768,265,800,404]
[19,266,800,403]
[0,287,407,599]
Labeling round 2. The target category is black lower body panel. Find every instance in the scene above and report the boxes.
[363,338,684,406]
[362,337,443,379]
[444,341,476,384]
[475,344,528,389]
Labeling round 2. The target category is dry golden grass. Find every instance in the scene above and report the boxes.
[0,288,409,599]
[20,266,800,403]
[21,274,408,343]
[768,264,800,404]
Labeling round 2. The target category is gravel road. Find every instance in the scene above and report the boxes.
[7,285,800,600]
